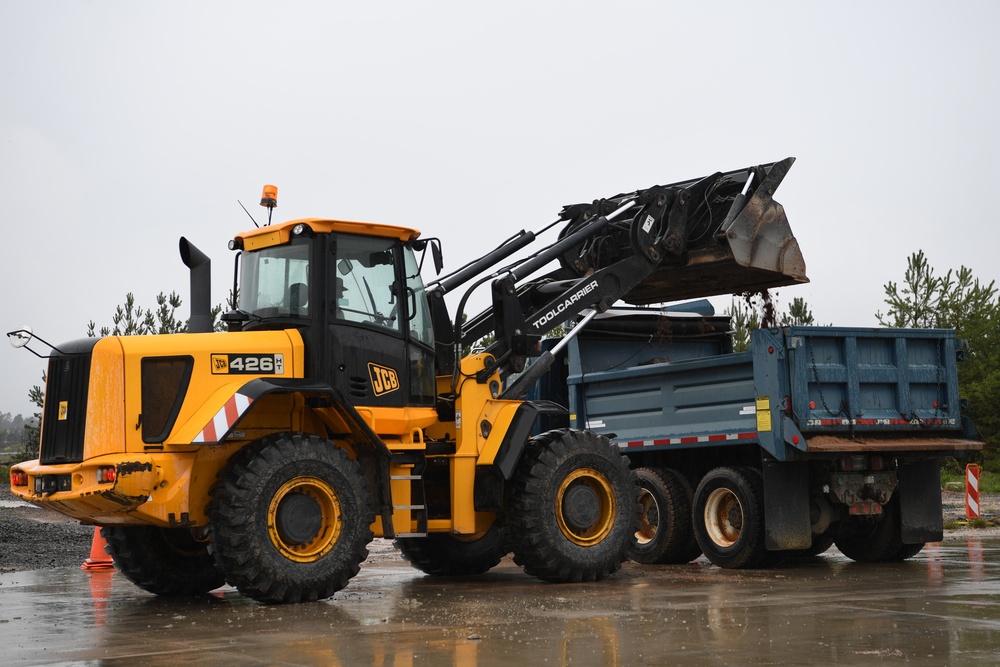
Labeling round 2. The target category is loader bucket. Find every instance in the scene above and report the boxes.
[623,157,807,304]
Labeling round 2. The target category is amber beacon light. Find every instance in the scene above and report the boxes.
[260,184,278,208]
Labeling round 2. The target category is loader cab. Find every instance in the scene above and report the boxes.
[234,219,437,408]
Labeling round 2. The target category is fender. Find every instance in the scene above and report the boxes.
[184,377,396,534]
[473,400,566,511]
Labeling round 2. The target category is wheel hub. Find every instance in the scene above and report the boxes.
[275,492,323,545]
[267,476,342,562]
[705,487,743,547]
[636,489,660,545]
[555,468,617,546]
[562,484,601,532]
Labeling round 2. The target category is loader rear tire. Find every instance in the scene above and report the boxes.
[630,467,695,564]
[693,467,767,569]
[102,526,225,596]
[210,433,374,603]
[507,429,639,583]
[395,523,508,576]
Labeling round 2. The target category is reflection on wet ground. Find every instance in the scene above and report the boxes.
[2,539,999,666]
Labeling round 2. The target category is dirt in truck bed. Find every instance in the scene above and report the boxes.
[0,485,995,573]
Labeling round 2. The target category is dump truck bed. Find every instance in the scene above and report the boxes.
[563,317,983,460]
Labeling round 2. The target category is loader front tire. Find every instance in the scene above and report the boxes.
[507,429,639,583]
[395,523,508,576]
[210,433,374,603]
[102,525,225,596]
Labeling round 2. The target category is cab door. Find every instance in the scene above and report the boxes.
[328,233,434,408]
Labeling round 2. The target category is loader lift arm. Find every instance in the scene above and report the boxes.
[429,157,806,396]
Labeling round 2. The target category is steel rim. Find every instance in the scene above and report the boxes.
[555,468,617,546]
[635,488,659,545]
[704,486,743,548]
[268,476,342,562]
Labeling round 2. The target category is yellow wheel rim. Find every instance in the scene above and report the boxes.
[267,476,342,563]
[555,468,616,546]
[704,487,743,548]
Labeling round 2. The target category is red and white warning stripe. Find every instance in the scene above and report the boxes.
[193,393,253,443]
[966,463,981,519]
[619,431,758,449]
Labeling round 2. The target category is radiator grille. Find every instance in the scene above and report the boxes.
[39,339,97,464]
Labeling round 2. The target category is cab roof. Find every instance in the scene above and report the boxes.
[235,218,422,251]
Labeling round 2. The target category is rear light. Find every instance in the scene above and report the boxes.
[11,470,28,486]
[839,455,869,472]
[848,502,884,516]
[870,455,884,471]
[97,466,117,484]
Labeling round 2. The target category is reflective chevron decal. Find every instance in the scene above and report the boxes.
[193,393,254,443]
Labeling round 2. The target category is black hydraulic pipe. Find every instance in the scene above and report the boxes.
[179,237,213,334]
[430,229,538,296]
[506,201,635,283]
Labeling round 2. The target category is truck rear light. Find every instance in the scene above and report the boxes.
[839,455,869,472]
[97,466,117,484]
[870,455,884,471]
[848,501,884,516]
[11,470,28,486]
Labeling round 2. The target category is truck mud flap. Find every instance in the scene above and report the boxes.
[897,459,944,543]
[762,459,813,551]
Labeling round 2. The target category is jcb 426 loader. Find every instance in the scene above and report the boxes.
[9,158,806,603]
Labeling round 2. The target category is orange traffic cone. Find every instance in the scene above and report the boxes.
[81,527,115,571]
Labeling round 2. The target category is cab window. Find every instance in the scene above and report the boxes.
[335,235,401,333]
[240,241,310,318]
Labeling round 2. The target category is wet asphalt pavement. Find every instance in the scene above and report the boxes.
[2,539,999,666]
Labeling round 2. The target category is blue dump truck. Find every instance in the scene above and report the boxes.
[530,304,985,568]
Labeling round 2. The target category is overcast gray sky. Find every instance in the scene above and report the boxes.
[3,1,998,418]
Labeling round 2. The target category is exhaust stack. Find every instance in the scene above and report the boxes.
[179,237,213,333]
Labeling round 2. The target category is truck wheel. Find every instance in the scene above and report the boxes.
[669,469,706,563]
[507,429,639,583]
[834,498,904,563]
[210,433,374,603]
[630,467,695,564]
[102,526,225,596]
[395,523,508,576]
[693,467,767,569]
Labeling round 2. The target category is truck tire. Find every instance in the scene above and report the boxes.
[670,469,705,563]
[209,433,374,603]
[834,497,909,563]
[693,466,767,569]
[507,429,639,583]
[630,467,696,564]
[395,523,508,576]
[102,526,225,596]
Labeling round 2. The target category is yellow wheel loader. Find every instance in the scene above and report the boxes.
[9,158,806,603]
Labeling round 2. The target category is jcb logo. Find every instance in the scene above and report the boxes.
[368,363,399,396]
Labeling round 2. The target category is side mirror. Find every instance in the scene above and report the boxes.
[8,326,32,349]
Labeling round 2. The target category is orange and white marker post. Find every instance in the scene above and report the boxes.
[965,463,981,520]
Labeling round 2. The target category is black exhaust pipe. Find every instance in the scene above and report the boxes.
[179,237,213,333]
